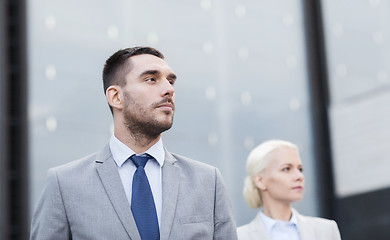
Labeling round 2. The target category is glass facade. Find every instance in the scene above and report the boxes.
[321,1,390,238]
[28,0,318,227]
[322,0,390,198]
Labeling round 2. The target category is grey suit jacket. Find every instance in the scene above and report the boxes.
[237,209,341,240]
[30,144,238,240]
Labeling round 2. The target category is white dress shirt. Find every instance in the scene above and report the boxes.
[109,134,164,226]
[260,209,300,240]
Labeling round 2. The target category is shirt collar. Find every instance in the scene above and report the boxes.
[109,134,165,167]
[259,208,298,232]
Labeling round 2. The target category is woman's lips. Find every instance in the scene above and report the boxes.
[292,186,303,191]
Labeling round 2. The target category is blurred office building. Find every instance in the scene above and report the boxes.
[1,0,390,239]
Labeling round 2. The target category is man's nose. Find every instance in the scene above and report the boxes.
[162,79,175,97]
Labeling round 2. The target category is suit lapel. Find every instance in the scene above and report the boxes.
[159,150,180,240]
[95,145,141,240]
[249,212,269,240]
[295,209,314,240]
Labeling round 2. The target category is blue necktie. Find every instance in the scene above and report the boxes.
[130,154,160,240]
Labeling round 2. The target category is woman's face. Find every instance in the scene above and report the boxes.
[255,147,304,205]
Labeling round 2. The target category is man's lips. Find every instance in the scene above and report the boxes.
[157,102,174,110]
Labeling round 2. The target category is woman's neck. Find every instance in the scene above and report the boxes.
[262,200,292,221]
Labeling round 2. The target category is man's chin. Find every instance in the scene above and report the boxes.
[160,122,173,132]
[150,119,173,135]
[158,116,174,128]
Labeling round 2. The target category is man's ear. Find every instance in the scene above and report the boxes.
[254,174,267,191]
[106,86,123,111]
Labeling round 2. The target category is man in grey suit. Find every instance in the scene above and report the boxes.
[30,47,238,240]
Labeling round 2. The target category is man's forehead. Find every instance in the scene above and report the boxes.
[129,54,173,73]
[130,54,167,65]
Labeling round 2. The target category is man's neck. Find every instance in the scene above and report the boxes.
[114,129,161,154]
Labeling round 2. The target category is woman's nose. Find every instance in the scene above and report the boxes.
[295,169,304,181]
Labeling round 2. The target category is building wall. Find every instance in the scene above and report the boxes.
[0,0,381,239]
[27,0,319,227]
[322,0,390,239]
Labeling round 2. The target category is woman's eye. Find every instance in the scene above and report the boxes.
[282,167,290,172]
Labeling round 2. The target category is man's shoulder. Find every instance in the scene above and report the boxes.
[49,151,101,176]
[51,143,111,174]
[169,152,216,171]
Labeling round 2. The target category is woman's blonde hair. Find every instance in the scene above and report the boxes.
[243,139,298,208]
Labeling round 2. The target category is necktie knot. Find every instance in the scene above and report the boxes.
[130,154,151,168]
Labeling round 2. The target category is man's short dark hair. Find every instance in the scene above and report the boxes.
[102,46,165,113]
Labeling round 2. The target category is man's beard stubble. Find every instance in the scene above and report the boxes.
[123,94,174,141]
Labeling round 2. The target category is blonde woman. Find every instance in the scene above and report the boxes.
[238,140,341,240]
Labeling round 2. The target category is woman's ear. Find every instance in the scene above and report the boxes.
[254,174,267,191]
[106,86,123,111]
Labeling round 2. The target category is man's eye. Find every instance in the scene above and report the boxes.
[146,78,156,82]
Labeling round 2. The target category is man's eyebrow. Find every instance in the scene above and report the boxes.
[168,73,177,80]
[139,70,177,80]
[139,69,159,77]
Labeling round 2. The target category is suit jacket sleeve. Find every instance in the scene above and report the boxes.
[213,168,238,240]
[30,168,70,240]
